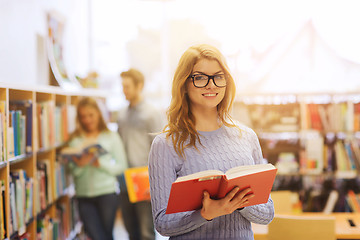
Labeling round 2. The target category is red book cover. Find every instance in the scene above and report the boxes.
[347,190,360,213]
[166,164,277,214]
[308,103,323,131]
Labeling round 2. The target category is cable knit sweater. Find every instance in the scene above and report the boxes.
[148,123,274,240]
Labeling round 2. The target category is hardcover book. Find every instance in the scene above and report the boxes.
[166,163,277,214]
[124,166,151,203]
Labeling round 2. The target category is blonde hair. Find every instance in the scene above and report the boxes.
[71,97,109,138]
[165,44,237,158]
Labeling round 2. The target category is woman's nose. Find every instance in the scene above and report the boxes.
[205,78,217,89]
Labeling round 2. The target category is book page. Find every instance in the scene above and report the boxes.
[60,138,99,155]
[84,144,107,156]
[175,170,223,183]
[225,163,275,180]
[60,146,82,155]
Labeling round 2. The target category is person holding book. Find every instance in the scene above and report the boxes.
[148,44,275,239]
[117,68,164,240]
[66,97,128,240]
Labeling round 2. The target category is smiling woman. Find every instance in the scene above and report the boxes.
[148,44,274,240]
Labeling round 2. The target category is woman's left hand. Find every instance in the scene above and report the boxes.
[72,153,96,167]
[200,187,255,221]
[91,158,100,167]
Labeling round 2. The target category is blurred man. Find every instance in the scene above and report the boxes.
[117,68,163,240]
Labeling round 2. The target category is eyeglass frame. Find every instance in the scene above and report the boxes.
[188,73,227,88]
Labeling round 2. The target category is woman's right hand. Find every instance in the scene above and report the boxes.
[72,153,95,167]
[200,187,254,221]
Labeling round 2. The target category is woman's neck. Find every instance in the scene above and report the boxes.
[85,130,100,138]
[192,108,221,132]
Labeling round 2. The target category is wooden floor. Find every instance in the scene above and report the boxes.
[113,210,169,240]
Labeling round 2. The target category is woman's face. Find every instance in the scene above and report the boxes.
[186,58,226,112]
[78,105,100,133]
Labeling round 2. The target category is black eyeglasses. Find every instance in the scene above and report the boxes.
[189,73,227,88]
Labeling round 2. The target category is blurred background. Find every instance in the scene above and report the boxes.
[2,1,360,238]
[1,0,360,110]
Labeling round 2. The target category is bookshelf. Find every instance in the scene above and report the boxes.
[0,83,107,239]
[233,92,360,213]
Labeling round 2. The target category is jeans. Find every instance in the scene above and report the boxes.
[118,174,155,240]
[77,193,119,240]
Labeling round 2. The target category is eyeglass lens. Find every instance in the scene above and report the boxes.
[192,74,226,88]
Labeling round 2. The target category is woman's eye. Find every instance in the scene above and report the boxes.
[194,75,207,81]
[214,74,225,80]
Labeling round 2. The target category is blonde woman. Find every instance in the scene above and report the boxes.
[148,44,274,239]
[67,97,128,240]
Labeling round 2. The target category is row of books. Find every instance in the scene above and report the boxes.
[54,162,67,199]
[37,102,76,150]
[267,134,360,177]
[273,175,360,213]
[302,178,358,213]
[8,100,32,158]
[301,136,360,177]
[25,198,81,240]
[37,101,55,151]
[36,214,61,240]
[38,103,73,148]
[8,161,54,236]
[0,163,68,239]
[9,169,33,236]
[36,160,53,213]
[303,102,354,133]
[233,101,360,134]
[4,100,77,159]
[8,160,75,239]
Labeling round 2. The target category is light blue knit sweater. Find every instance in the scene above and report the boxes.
[148,123,274,240]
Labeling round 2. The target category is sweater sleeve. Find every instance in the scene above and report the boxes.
[238,129,275,224]
[148,135,208,237]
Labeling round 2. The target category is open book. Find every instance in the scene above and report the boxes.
[166,163,277,214]
[60,143,107,165]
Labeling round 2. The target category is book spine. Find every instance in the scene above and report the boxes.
[15,111,21,156]
[0,181,5,238]
[26,103,32,153]
[11,111,18,157]
[20,115,26,155]
[9,180,17,234]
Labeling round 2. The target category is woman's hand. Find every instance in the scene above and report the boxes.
[72,153,95,167]
[200,187,254,221]
[91,158,100,167]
